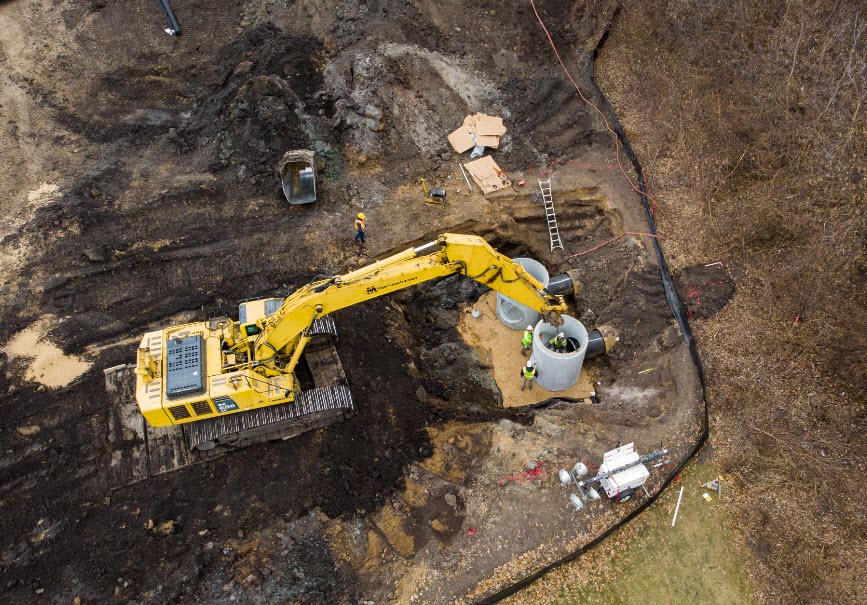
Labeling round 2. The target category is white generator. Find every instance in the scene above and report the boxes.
[560,442,668,509]
[598,443,650,501]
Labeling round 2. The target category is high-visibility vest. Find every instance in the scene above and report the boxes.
[522,331,533,346]
[550,336,566,347]
[355,218,365,231]
[523,367,535,380]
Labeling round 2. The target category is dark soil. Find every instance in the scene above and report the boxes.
[674,263,735,319]
[0,299,434,602]
[173,25,332,180]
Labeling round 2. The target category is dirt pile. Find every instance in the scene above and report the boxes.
[395,276,501,411]
[326,43,504,163]
[175,25,331,181]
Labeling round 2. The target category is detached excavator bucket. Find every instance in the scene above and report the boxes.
[278,149,317,205]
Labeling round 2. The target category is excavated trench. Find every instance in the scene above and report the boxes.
[0,207,679,603]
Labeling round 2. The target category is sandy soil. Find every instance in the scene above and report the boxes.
[3,316,91,388]
[457,291,596,408]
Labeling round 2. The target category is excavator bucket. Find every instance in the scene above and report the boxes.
[103,316,352,489]
[278,149,317,205]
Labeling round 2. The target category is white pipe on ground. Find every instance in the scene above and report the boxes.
[671,485,684,528]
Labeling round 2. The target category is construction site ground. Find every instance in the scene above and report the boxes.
[1,1,862,604]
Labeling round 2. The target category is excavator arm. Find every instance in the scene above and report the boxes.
[251,233,565,366]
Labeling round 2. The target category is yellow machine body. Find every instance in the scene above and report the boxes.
[134,300,296,427]
[420,178,446,205]
[135,233,566,428]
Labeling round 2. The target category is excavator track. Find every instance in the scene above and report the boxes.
[103,317,351,489]
[188,384,354,456]
[306,315,338,351]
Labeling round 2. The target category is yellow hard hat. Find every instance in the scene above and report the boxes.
[357,212,365,219]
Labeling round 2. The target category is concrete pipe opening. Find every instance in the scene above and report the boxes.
[496,258,550,330]
[531,315,588,391]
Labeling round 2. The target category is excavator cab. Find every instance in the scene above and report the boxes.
[238,298,282,337]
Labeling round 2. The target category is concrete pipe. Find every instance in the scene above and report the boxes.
[585,325,619,359]
[546,269,583,298]
[496,258,550,330]
[530,315,588,391]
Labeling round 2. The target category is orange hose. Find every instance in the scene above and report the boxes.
[529,1,662,212]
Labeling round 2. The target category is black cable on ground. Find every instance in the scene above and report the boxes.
[472,21,710,605]
[157,0,181,35]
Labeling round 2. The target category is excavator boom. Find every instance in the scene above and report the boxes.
[253,234,564,363]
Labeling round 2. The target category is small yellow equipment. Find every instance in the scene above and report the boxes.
[420,178,446,206]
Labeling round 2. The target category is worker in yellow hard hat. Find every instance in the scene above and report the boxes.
[549,332,568,353]
[354,212,366,244]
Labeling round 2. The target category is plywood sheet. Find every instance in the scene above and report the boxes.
[449,113,507,153]
[464,156,511,194]
[474,134,501,148]
[474,114,507,136]
[448,127,476,153]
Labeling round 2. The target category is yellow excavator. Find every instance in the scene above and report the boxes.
[132,233,572,455]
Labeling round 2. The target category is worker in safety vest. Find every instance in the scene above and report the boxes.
[521,325,533,356]
[520,361,538,391]
[354,212,366,244]
[549,332,568,353]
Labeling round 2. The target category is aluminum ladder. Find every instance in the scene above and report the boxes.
[539,178,563,252]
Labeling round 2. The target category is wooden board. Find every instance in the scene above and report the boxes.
[474,114,507,136]
[464,155,511,194]
[474,134,501,148]
[447,126,476,153]
[450,113,507,153]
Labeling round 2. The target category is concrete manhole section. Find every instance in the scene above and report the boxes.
[496,257,550,330]
[531,315,589,391]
